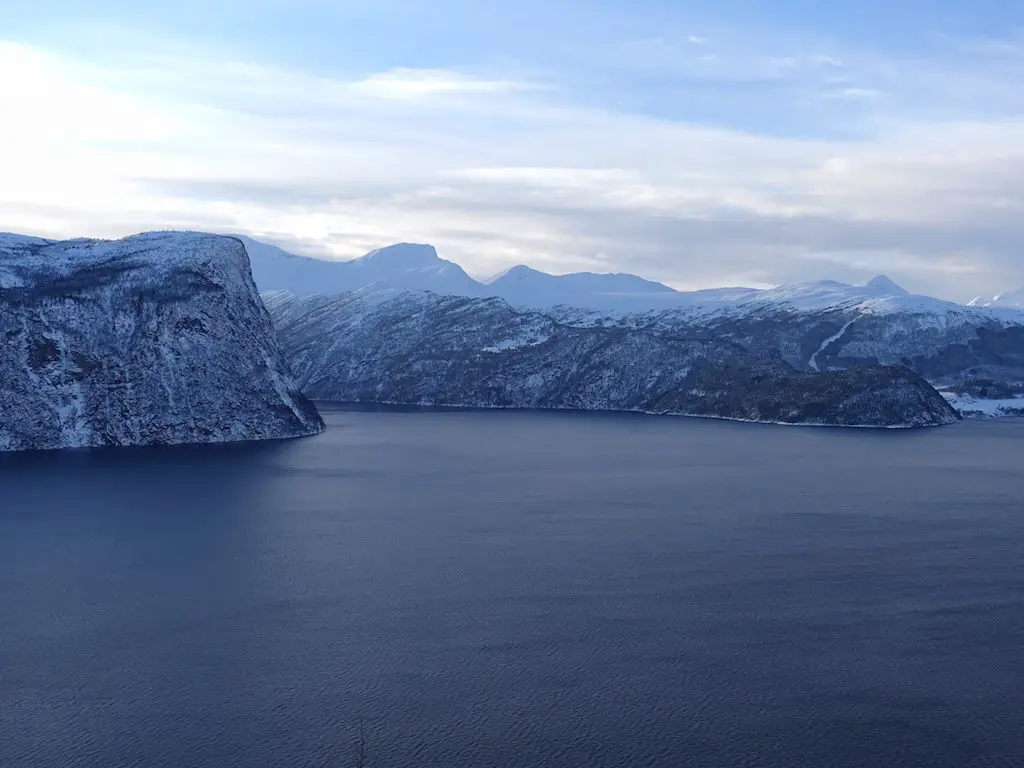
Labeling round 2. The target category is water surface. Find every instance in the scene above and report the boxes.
[2,407,1022,767]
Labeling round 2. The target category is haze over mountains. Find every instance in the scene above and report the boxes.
[238,235,1023,316]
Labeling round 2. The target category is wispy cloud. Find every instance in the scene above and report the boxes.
[352,68,537,99]
[2,24,1024,299]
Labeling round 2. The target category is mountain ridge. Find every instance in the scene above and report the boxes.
[10,231,1011,315]
[232,235,1000,316]
[265,290,959,429]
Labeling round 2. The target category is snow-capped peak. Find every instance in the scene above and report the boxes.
[865,275,909,296]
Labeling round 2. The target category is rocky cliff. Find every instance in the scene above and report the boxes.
[0,232,324,452]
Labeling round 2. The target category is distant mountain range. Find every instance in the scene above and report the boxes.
[239,237,482,299]
[241,235,1024,419]
[3,230,1022,441]
[239,235,1004,316]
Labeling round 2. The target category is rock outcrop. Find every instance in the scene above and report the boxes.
[0,232,324,452]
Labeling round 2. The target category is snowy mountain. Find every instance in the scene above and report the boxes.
[0,232,324,452]
[558,296,1024,399]
[238,235,483,298]
[240,236,985,320]
[239,235,1024,418]
[264,291,958,428]
[688,276,956,316]
[3,229,1016,428]
[239,236,958,316]
[241,235,683,309]
[485,264,679,311]
[0,233,49,252]
[264,277,1024,420]
[865,275,909,296]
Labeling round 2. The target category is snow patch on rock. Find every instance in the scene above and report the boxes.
[940,391,1024,418]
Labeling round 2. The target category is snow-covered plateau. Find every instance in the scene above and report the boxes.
[0,232,324,452]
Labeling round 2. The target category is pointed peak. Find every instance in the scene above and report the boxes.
[865,275,909,296]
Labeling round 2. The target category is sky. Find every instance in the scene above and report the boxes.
[2,1,1024,300]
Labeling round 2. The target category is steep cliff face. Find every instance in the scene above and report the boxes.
[265,291,958,428]
[0,232,324,452]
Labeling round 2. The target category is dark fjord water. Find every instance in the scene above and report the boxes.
[2,406,1023,768]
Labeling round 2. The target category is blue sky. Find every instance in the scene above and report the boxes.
[2,1,1024,298]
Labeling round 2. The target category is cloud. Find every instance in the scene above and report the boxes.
[2,34,1024,301]
[351,68,537,99]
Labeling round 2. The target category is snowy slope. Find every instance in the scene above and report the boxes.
[720,277,962,315]
[940,391,1024,418]
[0,232,324,452]
[243,235,1024,416]
[266,290,958,428]
[238,236,357,298]
[350,243,483,295]
[0,233,50,249]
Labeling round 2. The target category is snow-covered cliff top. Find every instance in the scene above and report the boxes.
[0,232,324,452]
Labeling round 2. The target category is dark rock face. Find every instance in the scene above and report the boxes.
[265,291,959,428]
[650,361,959,428]
[574,304,1024,404]
[0,232,324,452]
[808,313,1024,390]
